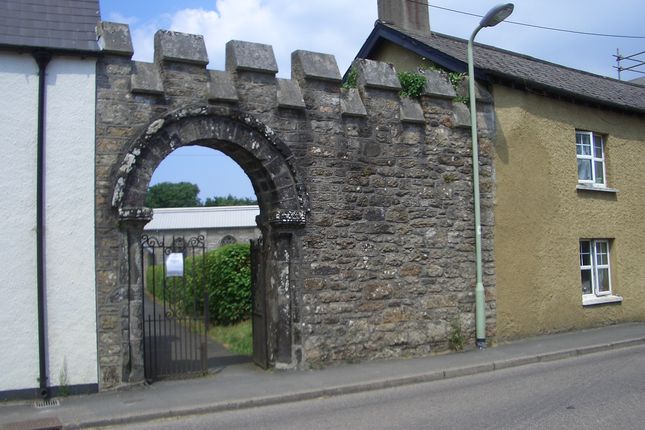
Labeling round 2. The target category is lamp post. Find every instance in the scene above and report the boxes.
[468,3,514,350]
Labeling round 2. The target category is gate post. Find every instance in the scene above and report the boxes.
[264,209,306,368]
[119,207,152,383]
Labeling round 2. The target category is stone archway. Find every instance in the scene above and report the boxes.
[111,106,308,383]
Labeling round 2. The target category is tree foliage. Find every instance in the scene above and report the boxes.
[145,182,257,208]
[204,194,257,207]
[145,181,201,208]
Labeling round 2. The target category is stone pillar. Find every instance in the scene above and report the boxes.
[118,208,152,383]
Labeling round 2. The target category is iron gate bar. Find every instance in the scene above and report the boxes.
[141,234,208,381]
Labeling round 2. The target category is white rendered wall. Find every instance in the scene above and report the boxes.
[0,53,98,393]
[0,52,40,391]
[44,57,98,389]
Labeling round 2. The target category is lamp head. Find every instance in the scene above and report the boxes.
[480,3,514,28]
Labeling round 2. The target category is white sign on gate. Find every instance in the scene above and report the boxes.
[165,252,184,277]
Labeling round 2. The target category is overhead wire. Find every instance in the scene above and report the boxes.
[404,0,645,39]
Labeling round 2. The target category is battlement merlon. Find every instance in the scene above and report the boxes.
[154,30,209,66]
[96,20,493,131]
[97,21,134,57]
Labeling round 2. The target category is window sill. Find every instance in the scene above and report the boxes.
[582,295,623,306]
[576,184,618,194]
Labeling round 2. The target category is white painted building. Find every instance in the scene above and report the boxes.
[0,0,99,399]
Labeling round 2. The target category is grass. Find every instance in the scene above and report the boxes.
[208,320,253,356]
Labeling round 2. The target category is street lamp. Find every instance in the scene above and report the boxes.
[468,3,514,350]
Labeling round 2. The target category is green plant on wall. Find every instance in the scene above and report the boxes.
[58,357,70,397]
[342,66,358,89]
[448,72,469,105]
[397,71,427,98]
[448,71,466,90]
[416,57,437,73]
[448,319,466,352]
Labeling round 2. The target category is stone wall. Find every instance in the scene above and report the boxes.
[143,226,260,251]
[95,22,495,389]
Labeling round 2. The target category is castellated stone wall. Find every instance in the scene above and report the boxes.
[95,22,496,389]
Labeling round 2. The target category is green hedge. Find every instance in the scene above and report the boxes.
[145,243,251,326]
[206,244,252,325]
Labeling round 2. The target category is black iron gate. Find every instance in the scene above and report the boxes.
[141,235,209,381]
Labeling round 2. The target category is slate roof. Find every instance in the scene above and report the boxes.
[358,22,645,115]
[0,0,100,52]
[144,206,260,231]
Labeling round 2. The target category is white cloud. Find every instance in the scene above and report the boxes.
[126,0,375,75]
[120,0,645,78]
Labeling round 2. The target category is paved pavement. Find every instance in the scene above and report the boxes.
[2,323,644,430]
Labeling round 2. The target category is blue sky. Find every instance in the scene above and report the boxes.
[100,0,645,201]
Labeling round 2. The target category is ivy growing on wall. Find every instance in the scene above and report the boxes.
[397,71,427,98]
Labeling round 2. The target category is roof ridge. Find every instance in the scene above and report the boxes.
[383,23,633,86]
[374,23,645,114]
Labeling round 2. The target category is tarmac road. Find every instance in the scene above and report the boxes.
[100,344,645,430]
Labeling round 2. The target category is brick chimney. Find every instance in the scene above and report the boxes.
[377,0,430,33]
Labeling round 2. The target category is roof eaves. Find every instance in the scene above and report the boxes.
[0,41,100,57]
[355,23,490,82]
[365,24,645,116]
[487,70,645,116]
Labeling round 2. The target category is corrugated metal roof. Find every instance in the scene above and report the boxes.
[144,206,260,231]
[360,23,645,115]
[0,0,100,52]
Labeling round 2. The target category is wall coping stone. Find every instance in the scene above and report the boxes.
[226,40,278,75]
[453,102,471,128]
[355,58,401,91]
[208,70,239,102]
[421,69,456,99]
[340,88,367,117]
[400,97,425,123]
[277,78,306,109]
[291,50,341,83]
[154,30,209,66]
[459,77,493,103]
[97,21,134,57]
[130,61,164,95]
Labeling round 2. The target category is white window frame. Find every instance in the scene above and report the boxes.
[579,239,622,306]
[576,130,606,188]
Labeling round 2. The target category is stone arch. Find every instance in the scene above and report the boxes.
[112,106,307,381]
[112,105,309,222]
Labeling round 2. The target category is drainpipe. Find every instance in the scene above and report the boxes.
[33,50,52,399]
